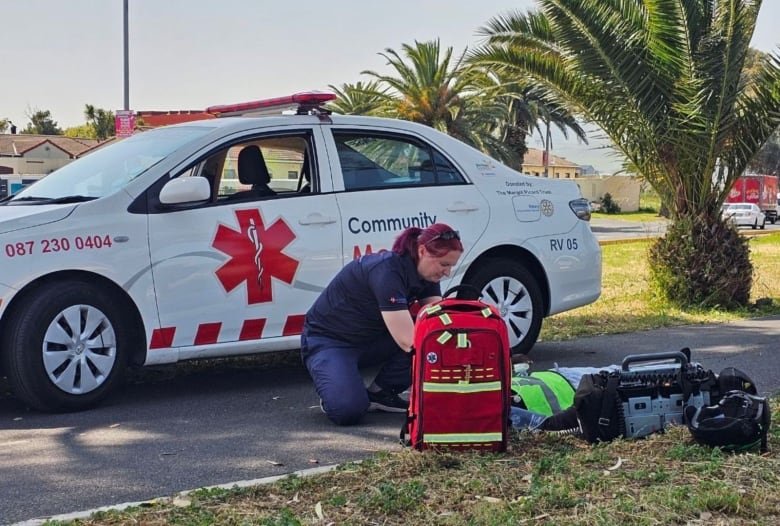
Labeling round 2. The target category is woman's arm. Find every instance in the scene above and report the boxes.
[381,310,415,352]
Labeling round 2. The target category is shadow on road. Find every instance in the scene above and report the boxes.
[0,351,405,524]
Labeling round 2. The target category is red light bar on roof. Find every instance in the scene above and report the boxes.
[206,92,337,118]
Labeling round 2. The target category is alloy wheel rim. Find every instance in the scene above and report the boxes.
[42,304,117,395]
[480,276,533,348]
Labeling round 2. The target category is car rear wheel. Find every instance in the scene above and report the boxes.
[464,259,543,354]
[1,281,129,412]
[760,218,766,230]
[752,219,757,230]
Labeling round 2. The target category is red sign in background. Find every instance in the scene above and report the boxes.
[115,110,136,138]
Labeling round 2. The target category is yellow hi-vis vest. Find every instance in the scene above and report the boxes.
[510,371,575,416]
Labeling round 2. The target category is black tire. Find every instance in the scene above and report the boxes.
[760,219,766,230]
[464,259,543,355]
[752,219,757,230]
[1,281,129,412]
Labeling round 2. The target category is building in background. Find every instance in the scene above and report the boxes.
[0,134,114,196]
[576,175,642,212]
[520,148,582,179]
[0,134,106,176]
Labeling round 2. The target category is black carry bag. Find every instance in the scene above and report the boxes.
[685,390,771,453]
[573,371,622,443]
[574,349,717,443]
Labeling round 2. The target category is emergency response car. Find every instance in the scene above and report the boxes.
[0,92,601,412]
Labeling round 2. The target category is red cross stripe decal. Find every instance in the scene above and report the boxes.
[212,209,299,304]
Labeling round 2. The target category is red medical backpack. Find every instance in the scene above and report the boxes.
[402,290,512,452]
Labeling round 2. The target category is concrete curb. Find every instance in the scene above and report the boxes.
[11,463,342,526]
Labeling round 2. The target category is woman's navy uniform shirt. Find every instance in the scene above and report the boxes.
[304,251,441,348]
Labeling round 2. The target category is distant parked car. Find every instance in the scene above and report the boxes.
[721,202,766,229]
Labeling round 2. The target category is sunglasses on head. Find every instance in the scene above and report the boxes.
[429,230,460,241]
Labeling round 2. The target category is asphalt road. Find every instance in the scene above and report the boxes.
[2,315,779,525]
[589,216,780,241]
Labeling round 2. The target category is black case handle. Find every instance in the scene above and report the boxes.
[621,349,690,371]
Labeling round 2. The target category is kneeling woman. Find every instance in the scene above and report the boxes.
[301,223,463,425]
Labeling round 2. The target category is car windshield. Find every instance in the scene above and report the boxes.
[8,126,212,203]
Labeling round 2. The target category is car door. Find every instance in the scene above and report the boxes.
[324,127,489,287]
[146,126,342,356]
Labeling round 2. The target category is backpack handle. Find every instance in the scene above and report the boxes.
[442,284,482,300]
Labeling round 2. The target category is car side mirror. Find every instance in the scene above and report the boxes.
[159,177,211,205]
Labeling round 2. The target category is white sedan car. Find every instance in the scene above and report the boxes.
[0,93,601,411]
[722,203,766,229]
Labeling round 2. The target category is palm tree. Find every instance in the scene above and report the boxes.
[326,81,388,116]
[361,40,469,130]
[355,39,584,170]
[360,39,504,151]
[84,104,115,141]
[472,72,588,169]
[472,1,780,308]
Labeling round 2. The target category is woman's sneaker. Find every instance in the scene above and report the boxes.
[367,389,408,413]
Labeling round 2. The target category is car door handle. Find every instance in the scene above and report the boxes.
[299,214,337,225]
[447,201,480,212]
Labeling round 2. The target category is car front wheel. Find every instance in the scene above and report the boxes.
[1,281,129,412]
[464,259,543,354]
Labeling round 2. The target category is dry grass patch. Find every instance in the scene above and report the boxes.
[49,401,780,526]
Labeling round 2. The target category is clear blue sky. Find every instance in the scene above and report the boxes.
[1,0,778,173]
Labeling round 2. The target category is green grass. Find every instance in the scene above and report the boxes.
[46,405,780,525]
[541,232,780,341]
[41,234,780,526]
[639,188,662,213]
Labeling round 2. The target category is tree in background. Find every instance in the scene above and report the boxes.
[0,118,9,133]
[327,81,388,116]
[470,71,587,169]
[22,109,62,135]
[359,40,497,143]
[472,0,780,309]
[330,39,584,169]
[62,124,96,138]
[84,104,115,140]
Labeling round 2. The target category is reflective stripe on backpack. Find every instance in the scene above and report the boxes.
[423,432,503,444]
[423,381,502,394]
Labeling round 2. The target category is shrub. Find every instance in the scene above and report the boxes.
[648,215,752,308]
[601,192,622,214]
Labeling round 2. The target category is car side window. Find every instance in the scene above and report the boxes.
[333,132,465,191]
[216,135,313,201]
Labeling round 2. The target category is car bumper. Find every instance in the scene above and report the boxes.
[724,216,758,226]
[527,221,602,316]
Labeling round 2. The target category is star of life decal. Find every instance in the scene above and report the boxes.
[212,209,298,304]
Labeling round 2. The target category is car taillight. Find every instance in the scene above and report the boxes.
[569,198,591,221]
